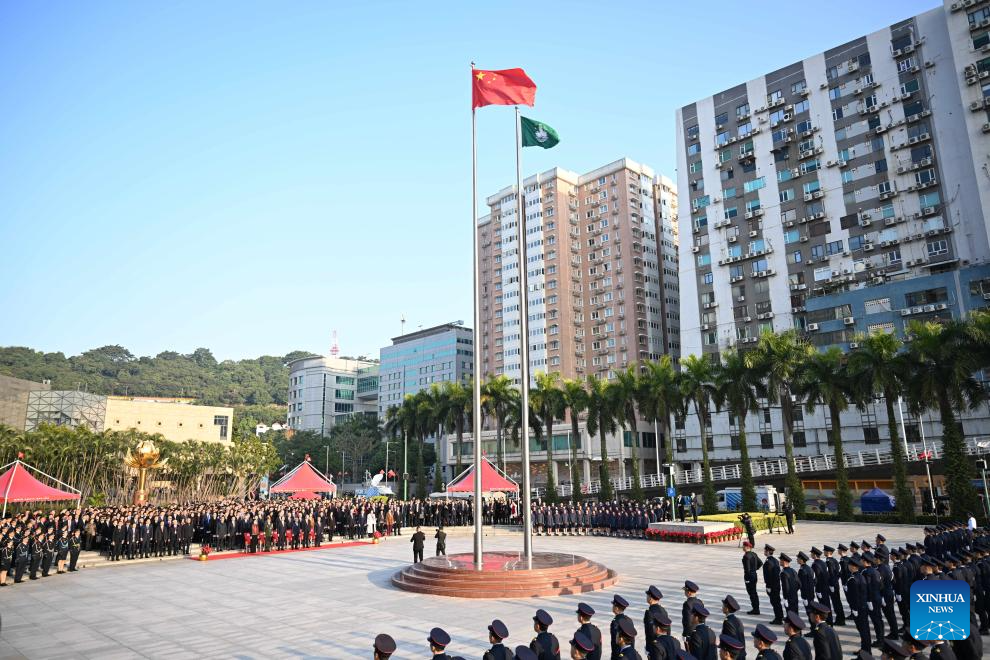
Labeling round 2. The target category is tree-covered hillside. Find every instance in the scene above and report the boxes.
[0,345,312,406]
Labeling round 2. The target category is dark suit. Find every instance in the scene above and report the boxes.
[411,530,425,563]
[686,622,715,660]
[810,622,841,660]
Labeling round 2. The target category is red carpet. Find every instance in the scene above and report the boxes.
[189,540,375,561]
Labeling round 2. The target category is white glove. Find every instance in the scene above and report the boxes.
[868,602,873,612]
[843,585,848,592]
[766,588,771,595]
[896,595,901,603]
[804,599,810,606]
[851,610,857,617]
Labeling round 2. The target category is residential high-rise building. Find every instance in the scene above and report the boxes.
[377,322,474,416]
[477,157,679,384]
[673,0,990,469]
[462,158,679,488]
[286,356,379,435]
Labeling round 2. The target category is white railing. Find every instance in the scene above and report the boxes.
[533,437,990,498]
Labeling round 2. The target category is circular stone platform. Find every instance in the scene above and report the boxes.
[391,551,618,598]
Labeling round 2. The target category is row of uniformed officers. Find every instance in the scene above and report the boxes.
[737,522,987,658]
[368,587,927,659]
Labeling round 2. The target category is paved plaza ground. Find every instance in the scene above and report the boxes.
[0,521,984,658]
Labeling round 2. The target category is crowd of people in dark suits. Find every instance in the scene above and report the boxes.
[0,496,477,586]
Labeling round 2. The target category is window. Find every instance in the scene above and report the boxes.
[689,161,703,174]
[969,7,990,27]
[863,427,880,445]
[788,250,803,265]
[926,240,948,257]
[767,89,782,104]
[716,131,730,146]
[792,79,807,94]
[760,433,774,449]
[703,272,713,285]
[687,143,701,156]
[214,415,229,438]
[743,177,766,194]
[715,112,729,126]
[687,125,699,140]
[829,87,841,101]
[825,240,843,256]
[784,229,800,244]
[736,103,750,118]
[779,188,795,203]
[334,403,354,413]
[792,431,807,448]
[697,254,711,267]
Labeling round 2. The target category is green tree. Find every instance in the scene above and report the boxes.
[481,375,514,472]
[795,347,854,520]
[679,354,718,514]
[715,349,761,512]
[440,381,471,475]
[614,365,644,502]
[531,372,565,503]
[585,375,616,501]
[903,319,986,518]
[847,332,915,522]
[637,356,681,470]
[561,378,589,502]
[751,330,812,515]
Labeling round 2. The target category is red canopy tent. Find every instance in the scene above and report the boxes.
[445,456,519,494]
[0,459,82,517]
[269,460,337,496]
[289,490,320,500]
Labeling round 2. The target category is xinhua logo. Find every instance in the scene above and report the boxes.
[910,580,970,640]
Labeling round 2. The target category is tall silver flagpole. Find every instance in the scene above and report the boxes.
[515,106,534,562]
[471,63,484,569]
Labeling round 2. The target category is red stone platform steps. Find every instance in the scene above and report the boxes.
[189,540,373,561]
[391,551,618,598]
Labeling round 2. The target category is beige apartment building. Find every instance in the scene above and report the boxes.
[105,396,233,444]
[25,391,234,445]
[464,158,680,488]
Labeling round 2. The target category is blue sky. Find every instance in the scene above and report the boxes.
[0,0,936,360]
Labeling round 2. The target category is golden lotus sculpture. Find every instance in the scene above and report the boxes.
[124,439,167,504]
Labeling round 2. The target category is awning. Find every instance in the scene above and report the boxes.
[269,460,337,494]
[445,455,519,493]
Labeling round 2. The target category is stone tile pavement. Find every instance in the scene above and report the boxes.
[0,520,984,658]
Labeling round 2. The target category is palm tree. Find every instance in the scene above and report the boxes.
[680,354,718,514]
[751,330,813,515]
[585,374,617,501]
[614,365,644,502]
[420,384,448,495]
[795,347,854,520]
[384,401,413,500]
[715,349,761,512]
[561,378,589,502]
[531,372,565,503]
[847,332,915,522]
[902,319,986,518]
[440,381,471,476]
[637,356,681,470]
[481,375,514,472]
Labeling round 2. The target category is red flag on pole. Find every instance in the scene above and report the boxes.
[472,68,537,109]
[387,469,396,478]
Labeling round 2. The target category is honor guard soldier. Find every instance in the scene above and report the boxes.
[611,595,633,660]
[781,612,811,660]
[795,552,815,620]
[647,612,681,660]
[373,633,396,660]
[428,627,452,660]
[741,542,763,615]
[751,625,781,660]
[810,547,828,607]
[571,632,596,660]
[435,527,446,557]
[763,544,784,624]
[485,620,512,660]
[779,554,799,615]
[807,603,841,660]
[645,586,667,649]
[531,609,561,660]
[846,557,872,654]
[616,618,641,660]
[686,603,716,660]
[879,639,911,660]
[821,545,844,626]
[718,635,745,660]
[861,551,886,644]
[576,602,603,660]
[516,647,539,660]
[681,581,702,640]
[720,596,745,660]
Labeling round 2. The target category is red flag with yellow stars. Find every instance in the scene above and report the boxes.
[472,68,537,109]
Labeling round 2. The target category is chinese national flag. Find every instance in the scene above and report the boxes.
[472,68,537,109]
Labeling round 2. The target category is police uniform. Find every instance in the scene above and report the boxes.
[782,611,811,660]
[531,609,561,660]
[763,545,784,624]
[611,595,633,660]
[576,602,603,660]
[720,595,746,660]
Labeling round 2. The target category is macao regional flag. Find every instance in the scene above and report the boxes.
[472,68,537,109]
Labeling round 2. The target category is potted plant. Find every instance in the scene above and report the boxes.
[199,544,212,561]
